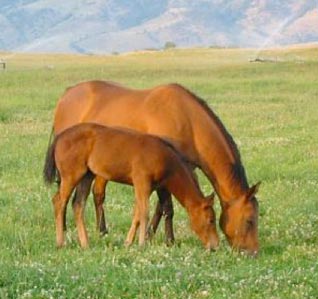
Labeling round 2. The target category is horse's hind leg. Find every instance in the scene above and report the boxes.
[161,188,175,245]
[52,180,74,248]
[148,196,163,237]
[149,187,175,245]
[93,176,108,236]
[72,172,94,249]
[63,207,67,232]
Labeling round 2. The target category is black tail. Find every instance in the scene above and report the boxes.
[43,129,57,185]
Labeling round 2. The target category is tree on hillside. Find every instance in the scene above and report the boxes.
[164,41,176,50]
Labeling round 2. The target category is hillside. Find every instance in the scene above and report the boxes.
[0,0,317,54]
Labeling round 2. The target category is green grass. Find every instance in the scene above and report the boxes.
[0,47,318,299]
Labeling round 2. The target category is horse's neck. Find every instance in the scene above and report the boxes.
[193,116,248,202]
[205,160,247,203]
[165,164,203,210]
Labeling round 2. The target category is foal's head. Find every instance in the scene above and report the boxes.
[220,182,260,257]
[189,194,219,250]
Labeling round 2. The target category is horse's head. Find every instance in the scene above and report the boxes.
[220,182,260,257]
[189,193,219,250]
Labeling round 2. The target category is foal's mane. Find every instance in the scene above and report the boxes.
[155,136,194,167]
[156,136,205,195]
[177,84,249,190]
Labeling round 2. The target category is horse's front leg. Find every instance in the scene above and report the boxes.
[93,176,108,236]
[149,187,175,245]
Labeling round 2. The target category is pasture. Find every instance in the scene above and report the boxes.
[0,46,318,298]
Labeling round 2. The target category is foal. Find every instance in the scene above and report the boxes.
[43,123,219,250]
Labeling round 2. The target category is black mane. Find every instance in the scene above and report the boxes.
[178,84,249,190]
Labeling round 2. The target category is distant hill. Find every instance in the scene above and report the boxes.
[0,0,317,54]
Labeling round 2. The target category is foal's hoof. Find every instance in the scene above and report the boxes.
[80,243,89,250]
[124,240,132,248]
[138,241,146,247]
[56,243,65,249]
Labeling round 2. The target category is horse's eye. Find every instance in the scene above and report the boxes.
[246,219,254,229]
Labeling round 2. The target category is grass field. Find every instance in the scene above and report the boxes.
[0,46,318,299]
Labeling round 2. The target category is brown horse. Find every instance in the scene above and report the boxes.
[43,123,219,249]
[53,80,260,255]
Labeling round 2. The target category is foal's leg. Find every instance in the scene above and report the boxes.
[92,176,108,235]
[135,178,151,246]
[149,187,175,245]
[151,167,198,244]
[137,194,150,246]
[125,204,140,246]
[52,180,74,248]
[125,177,151,247]
[72,173,94,249]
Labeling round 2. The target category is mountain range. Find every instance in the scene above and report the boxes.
[0,0,317,54]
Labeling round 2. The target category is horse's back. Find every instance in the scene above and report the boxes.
[54,81,201,162]
[55,81,192,129]
[54,81,144,134]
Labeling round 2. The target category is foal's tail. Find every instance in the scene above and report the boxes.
[43,128,58,185]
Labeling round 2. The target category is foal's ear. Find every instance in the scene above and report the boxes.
[246,182,261,201]
[206,192,215,205]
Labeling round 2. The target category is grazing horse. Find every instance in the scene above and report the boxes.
[52,80,260,255]
[43,123,219,249]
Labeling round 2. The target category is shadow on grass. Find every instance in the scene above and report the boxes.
[261,243,285,256]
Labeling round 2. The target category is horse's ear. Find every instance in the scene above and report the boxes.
[206,192,215,205]
[246,182,261,201]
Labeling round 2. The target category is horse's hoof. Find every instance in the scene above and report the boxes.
[99,230,109,237]
[146,228,154,241]
[165,238,175,247]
